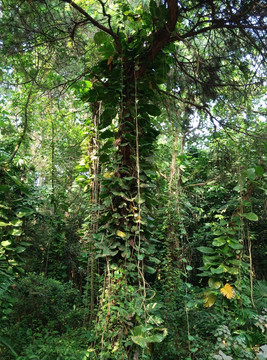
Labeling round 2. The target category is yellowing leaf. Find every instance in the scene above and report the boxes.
[116,230,126,238]
[149,81,153,90]
[103,172,114,178]
[129,204,137,212]
[220,283,235,299]
[204,292,217,307]
[107,56,113,65]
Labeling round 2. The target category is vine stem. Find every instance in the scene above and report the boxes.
[237,167,244,291]
[134,69,146,357]
[134,69,146,302]
[247,224,256,308]
[184,266,191,352]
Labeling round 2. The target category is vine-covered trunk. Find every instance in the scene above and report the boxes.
[89,1,179,354]
[92,62,165,358]
[95,69,143,358]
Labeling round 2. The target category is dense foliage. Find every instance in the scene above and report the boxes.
[0,0,266,359]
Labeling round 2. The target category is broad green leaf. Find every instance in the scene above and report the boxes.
[15,246,26,253]
[213,230,223,235]
[99,42,115,57]
[20,241,31,246]
[145,265,156,274]
[228,240,243,250]
[198,271,212,277]
[0,205,10,209]
[16,208,34,218]
[132,325,145,336]
[131,336,147,348]
[208,278,222,289]
[225,266,239,275]
[216,351,233,360]
[3,308,13,315]
[148,333,165,343]
[247,168,256,180]
[1,240,11,247]
[10,219,23,227]
[187,301,195,308]
[95,246,118,258]
[225,228,236,235]
[122,248,131,258]
[149,256,160,264]
[0,221,10,227]
[197,246,214,254]
[212,237,227,246]
[219,245,233,256]
[203,255,220,266]
[76,175,88,182]
[242,212,258,221]
[110,305,128,317]
[94,31,108,44]
[210,265,225,274]
[84,80,92,89]
[9,228,22,236]
[233,184,242,192]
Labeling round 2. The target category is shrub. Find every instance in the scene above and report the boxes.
[0,274,91,359]
[9,273,82,331]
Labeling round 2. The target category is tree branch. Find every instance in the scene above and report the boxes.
[136,0,179,78]
[184,176,220,188]
[148,0,179,60]
[61,0,122,53]
[70,19,90,40]
[97,0,113,35]
[174,22,266,42]
[158,89,263,139]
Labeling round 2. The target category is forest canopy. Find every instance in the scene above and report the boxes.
[0,0,266,359]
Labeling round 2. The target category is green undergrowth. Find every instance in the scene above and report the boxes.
[0,274,93,360]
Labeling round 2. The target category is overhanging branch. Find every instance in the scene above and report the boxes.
[173,22,266,41]
[61,0,122,53]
